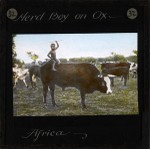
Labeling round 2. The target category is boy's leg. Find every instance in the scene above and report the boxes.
[56,59,60,64]
[52,60,57,71]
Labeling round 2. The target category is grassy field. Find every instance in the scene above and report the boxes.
[13,73,138,116]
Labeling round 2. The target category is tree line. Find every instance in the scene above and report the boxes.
[60,52,137,63]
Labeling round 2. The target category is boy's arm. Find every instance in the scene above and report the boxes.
[47,51,51,58]
[55,41,59,50]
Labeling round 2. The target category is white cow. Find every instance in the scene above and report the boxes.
[13,64,29,88]
[129,62,138,78]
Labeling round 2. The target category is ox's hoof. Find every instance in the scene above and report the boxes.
[43,103,48,109]
[52,103,58,107]
[82,105,87,110]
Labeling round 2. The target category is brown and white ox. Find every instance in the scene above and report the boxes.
[40,61,112,109]
[101,62,131,86]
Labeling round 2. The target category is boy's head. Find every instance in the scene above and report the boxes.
[51,43,55,50]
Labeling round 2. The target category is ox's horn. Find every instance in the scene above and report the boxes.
[98,74,103,78]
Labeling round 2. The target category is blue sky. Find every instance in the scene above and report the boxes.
[13,33,137,63]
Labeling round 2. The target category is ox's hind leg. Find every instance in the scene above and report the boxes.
[110,78,114,87]
[80,90,86,109]
[14,76,19,87]
[32,75,37,89]
[29,73,33,88]
[23,79,28,88]
[29,73,36,89]
[123,75,128,86]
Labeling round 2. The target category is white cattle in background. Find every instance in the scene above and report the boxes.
[13,64,29,88]
[129,62,138,78]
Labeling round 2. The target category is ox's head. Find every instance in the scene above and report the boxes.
[97,74,112,94]
[129,62,137,75]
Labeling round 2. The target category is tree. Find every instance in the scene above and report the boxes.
[126,55,137,63]
[109,52,127,62]
[12,35,24,67]
[133,50,138,56]
[59,58,68,63]
[126,50,138,63]
[26,51,39,62]
[69,57,96,63]
[12,34,16,62]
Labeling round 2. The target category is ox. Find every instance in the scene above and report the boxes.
[40,62,112,109]
[29,65,41,89]
[13,65,29,88]
[29,61,50,89]
[129,62,138,78]
[101,62,130,86]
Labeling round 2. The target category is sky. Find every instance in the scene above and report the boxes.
[13,33,137,63]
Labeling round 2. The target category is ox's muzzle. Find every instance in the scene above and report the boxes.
[106,88,112,94]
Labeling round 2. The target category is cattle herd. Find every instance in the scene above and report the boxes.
[13,60,138,109]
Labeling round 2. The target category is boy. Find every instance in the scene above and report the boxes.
[47,41,59,71]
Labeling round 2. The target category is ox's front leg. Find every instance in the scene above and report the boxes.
[49,85,57,107]
[43,84,48,106]
[30,74,35,89]
[80,90,86,109]
[121,76,123,81]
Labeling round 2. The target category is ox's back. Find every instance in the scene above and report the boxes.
[102,66,129,76]
[101,62,130,76]
[41,63,100,79]
[57,63,99,76]
[101,62,130,70]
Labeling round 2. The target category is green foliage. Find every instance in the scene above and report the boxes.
[59,58,68,63]
[109,52,127,62]
[27,51,39,62]
[97,58,106,62]
[12,35,24,68]
[125,50,137,63]
[133,50,138,56]
[12,34,17,60]
[12,34,16,56]
[126,55,137,63]
[13,58,24,68]
[69,57,97,63]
